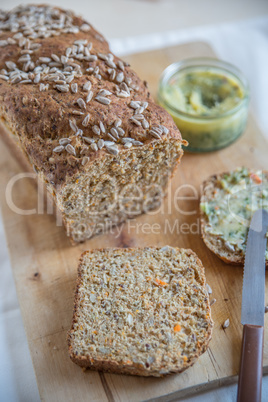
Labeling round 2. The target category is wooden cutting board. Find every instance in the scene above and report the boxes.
[0,41,268,402]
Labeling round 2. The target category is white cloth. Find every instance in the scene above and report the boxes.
[1,12,268,402]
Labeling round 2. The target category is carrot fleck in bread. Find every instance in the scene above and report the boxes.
[0,5,187,242]
[200,167,268,265]
[67,247,213,376]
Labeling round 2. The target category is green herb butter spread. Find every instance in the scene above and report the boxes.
[163,69,244,117]
[200,167,268,259]
[158,61,249,152]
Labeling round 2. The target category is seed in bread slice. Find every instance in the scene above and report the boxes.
[67,247,213,377]
[200,167,268,265]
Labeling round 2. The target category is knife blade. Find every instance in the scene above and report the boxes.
[241,209,268,326]
[237,209,268,402]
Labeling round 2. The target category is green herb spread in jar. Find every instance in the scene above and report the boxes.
[158,58,249,152]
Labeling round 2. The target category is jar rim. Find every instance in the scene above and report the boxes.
[158,57,250,121]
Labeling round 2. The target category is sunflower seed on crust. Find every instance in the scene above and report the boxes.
[98,53,108,61]
[87,55,97,62]
[65,47,72,57]
[109,69,116,80]
[82,156,89,166]
[133,114,144,121]
[91,143,98,152]
[39,57,51,63]
[130,117,141,126]
[98,89,112,97]
[72,110,84,116]
[120,82,130,94]
[82,114,90,127]
[159,125,169,135]
[151,126,163,135]
[74,39,88,45]
[66,144,76,156]
[69,119,78,132]
[129,101,140,109]
[132,140,143,146]
[80,24,91,32]
[104,141,114,147]
[75,129,83,137]
[6,61,16,70]
[110,128,119,138]
[117,127,125,136]
[34,73,41,83]
[99,121,105,133]
[92,125,100,135]
[98,139,104,149]
[83,81,92,91]
[106,145,119,155]
[20,79,32,84]
[124,142,132,149]
[0,75,9,81]
[18,54,31,63]
[77,98,86,109]
[149,131,161,139]
[83,137,95,144]
[86,91,93,103]
[125,77,132,86]
[116,91,130,98]
[59,138,71,146]
[55,84,69,92]
[135,106,145,114]
[7,38,16,45]
[95,96,111,105]
[107,133,117,142]
[66,75,74,84]
[114,119,122,127]
[116,72,124,83]
[121,138,134,143]
[142,119,149,129]
[106,59,116,69]
[53,145,64,153]
[142,101,148,109]
[51,53,60,62]
[117,60,125,71]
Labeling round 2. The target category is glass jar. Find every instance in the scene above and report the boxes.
[157,58,250,152]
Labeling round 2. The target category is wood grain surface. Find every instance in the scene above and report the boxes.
[0,41,267,401]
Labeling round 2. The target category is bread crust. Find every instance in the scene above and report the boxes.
[0,5,185,188]
[200,171,268,267]
[67,247,213,377]
[0,5,186,242]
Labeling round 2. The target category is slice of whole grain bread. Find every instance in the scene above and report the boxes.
[200,168,268,266]
[67,247,213,377]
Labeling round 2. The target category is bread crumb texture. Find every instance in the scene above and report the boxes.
[68,247,213,376]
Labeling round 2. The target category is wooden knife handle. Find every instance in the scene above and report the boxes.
[237,324,264,402]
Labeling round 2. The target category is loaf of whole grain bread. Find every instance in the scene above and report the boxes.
[68,247,213,376]
[0,4,186,242]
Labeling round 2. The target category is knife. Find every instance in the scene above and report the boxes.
[237,209,268,402]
